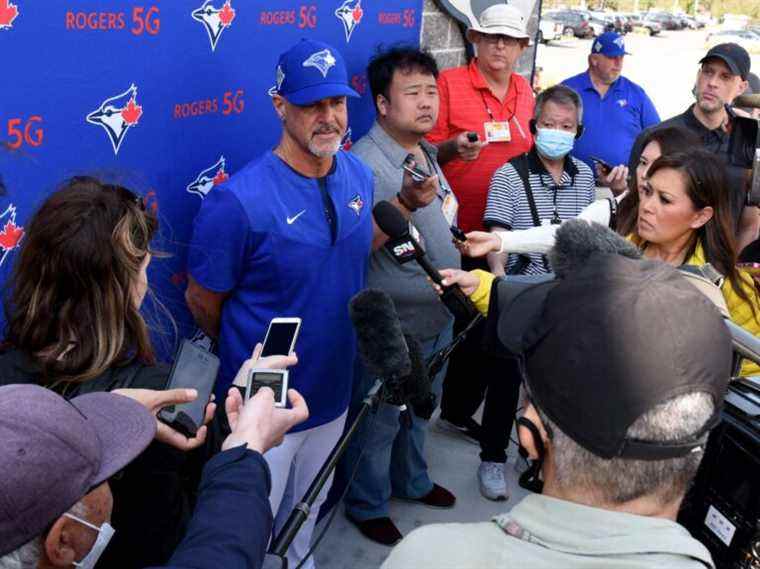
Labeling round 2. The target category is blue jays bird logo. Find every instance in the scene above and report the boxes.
[334,0,363,42]
[186,156,229,198]
[86,84,143,155]
[303,49,337,78]
[348,194,364,216]
[192,0,236,52]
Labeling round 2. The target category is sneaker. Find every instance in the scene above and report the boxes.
[478,461,508,501]
[435,416,482,445]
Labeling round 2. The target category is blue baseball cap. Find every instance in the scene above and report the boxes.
[591,32,630,57]
[269,39,359,106]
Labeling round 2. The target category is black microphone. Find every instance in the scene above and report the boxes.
[373,201,479,321]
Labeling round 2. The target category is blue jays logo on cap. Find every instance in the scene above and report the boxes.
[269,39,360,106]
[591,32,630,57]
[303,49,337,78]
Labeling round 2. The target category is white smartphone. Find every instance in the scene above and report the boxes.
[260,317,301,357]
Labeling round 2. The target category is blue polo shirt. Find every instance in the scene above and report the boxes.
[187,150,373,431]
[562,71,660,173]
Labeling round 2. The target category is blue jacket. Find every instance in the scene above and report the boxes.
[151,445,273,569]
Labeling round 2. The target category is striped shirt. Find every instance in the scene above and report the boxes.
[484,149,595,275]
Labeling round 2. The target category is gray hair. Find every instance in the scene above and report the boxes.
[0,501,87,569]
[538,391,714,505]
[535,84,584,125]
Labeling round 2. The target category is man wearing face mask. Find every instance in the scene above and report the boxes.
[484,84,595,277]
[0,383,309,569]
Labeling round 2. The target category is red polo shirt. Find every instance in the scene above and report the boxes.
[427,59,535,232]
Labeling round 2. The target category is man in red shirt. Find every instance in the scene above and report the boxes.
[427,3,535,502]
[427,3,535,234]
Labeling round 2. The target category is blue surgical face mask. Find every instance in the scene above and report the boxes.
[64,513,115,569]
[535,128,575,160]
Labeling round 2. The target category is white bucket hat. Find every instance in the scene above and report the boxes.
[467,4,530,42]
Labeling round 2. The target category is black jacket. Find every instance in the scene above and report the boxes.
[0,349,231,568]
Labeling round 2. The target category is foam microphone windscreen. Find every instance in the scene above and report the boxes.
[548,219,642,279]
[373,201,409,239]
[734,94,760,109]
[403,333,430,399]
[349,288,411,380]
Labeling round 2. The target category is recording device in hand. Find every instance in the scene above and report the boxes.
[373,200,479,321]
[158,339,219,438]
[402,154,430,183]
[591,155,613,176]
[449,224,467,243]
[261,317,301,357]
[245,368,289,408]
[466,131,478,143]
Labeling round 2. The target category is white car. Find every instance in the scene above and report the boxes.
[538,17,563,43]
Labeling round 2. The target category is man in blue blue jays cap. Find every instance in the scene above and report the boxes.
[186,38,373,569]
[562,31,659,191]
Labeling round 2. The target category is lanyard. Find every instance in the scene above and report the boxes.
[480,90,527,140]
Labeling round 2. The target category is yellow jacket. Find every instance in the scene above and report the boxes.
[466,242,760,377]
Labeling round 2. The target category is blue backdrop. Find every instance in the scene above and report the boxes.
[0,0,423,358]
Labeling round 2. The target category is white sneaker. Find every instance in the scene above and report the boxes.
[478,461,508,501]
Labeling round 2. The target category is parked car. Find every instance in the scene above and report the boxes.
[538,16,564,44]
[545,10,595,38]
[646,12,682,30]
[588,16,612,35]
[706,30,760,54]
[629,13,662,36]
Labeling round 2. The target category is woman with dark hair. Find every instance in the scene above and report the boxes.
[439,149,760,376]
[456,125,700,257]
[0,176,293,567]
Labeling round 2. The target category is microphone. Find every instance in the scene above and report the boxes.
[349,288,410,381]
[349,289,433,409]
[372,201,479,321]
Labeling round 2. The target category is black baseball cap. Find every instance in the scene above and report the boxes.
[521,253,732,460]
[700,42,751,79]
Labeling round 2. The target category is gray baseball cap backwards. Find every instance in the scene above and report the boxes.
[700,42,751,79]
[0,384,155,555]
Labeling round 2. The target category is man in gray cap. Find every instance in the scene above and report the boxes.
[383,248,731,568]
[0,384,308,568]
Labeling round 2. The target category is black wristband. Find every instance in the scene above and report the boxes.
[396,191,417,212]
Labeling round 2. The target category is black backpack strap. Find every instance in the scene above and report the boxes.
[512,153,549,272]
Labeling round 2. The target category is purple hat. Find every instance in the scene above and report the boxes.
[0,384,156,555]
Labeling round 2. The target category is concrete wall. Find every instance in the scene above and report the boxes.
[420,0,540,79]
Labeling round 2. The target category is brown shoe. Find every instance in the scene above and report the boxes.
[395,483,456,509]
[346,514,403,546]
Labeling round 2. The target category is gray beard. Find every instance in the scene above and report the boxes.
[308,138,341,158]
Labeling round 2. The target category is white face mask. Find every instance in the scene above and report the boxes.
[63,513,115,569]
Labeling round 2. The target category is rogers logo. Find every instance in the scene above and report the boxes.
[334,0,362,42]
[0,0,19,30]
[186,156,229,198]
[0,204,24,266]
[192,0,235,52]
[86,84,143,155]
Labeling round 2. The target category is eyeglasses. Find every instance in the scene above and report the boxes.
[480,33,521,47]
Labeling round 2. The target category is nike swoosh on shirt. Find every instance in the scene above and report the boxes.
[287,210,306,225]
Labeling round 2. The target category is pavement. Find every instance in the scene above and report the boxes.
[312,410,530,569]
[536,29,760,121]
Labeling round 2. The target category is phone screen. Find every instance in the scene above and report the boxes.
[159,340,219,435]
[250,371,285,402]
[261,321,299,357]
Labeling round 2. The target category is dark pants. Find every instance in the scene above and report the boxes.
[439,256,522,463]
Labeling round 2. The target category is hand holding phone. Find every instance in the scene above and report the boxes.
[466,132,479,143]
[246,368,289,407]
[402,154,429,183]
[591,156,613,176]
[261,317,301,357]
[449,225,467,243]
[158,340,220,438]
